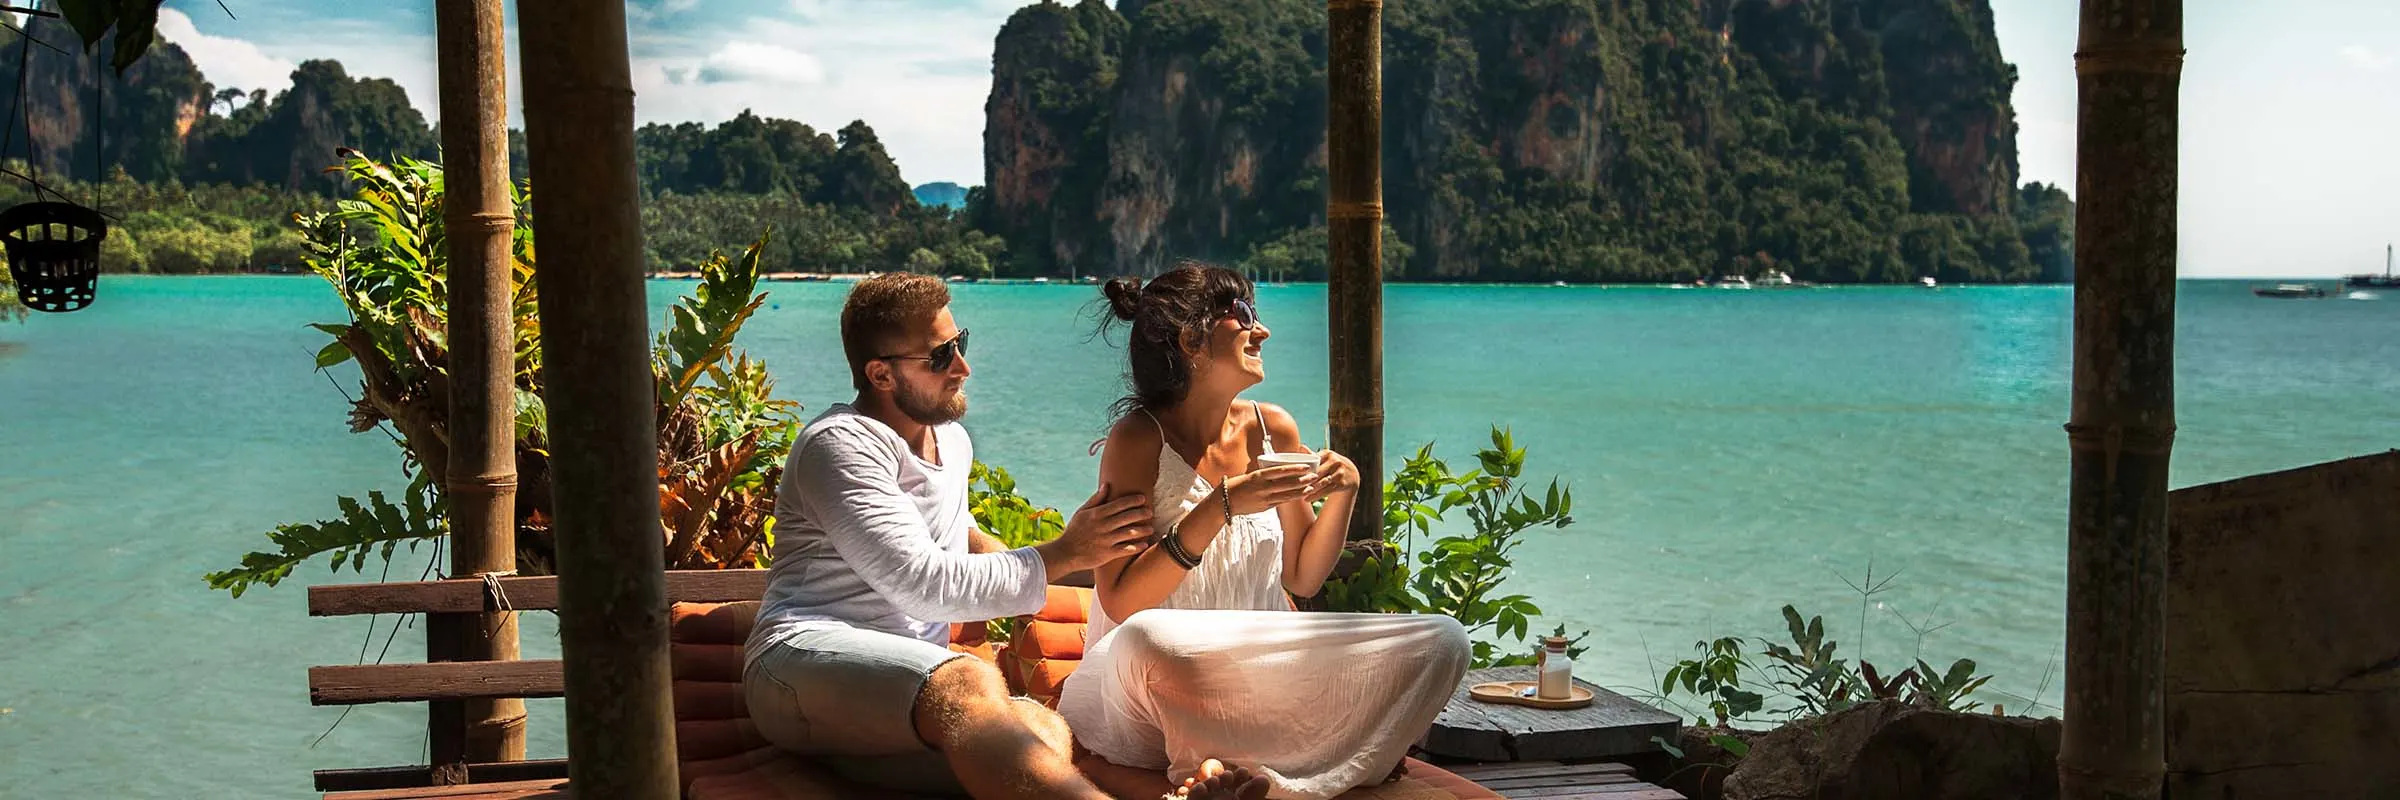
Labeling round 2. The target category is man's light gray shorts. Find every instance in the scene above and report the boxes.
[743,625,972,793]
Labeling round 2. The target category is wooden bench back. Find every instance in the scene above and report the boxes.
[307,568,1093,794]
[306,570,772,792]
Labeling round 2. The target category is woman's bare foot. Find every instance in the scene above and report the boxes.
[1163,759,1267,800]
[1169,763,1269,800]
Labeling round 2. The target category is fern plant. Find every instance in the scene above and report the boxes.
[207,151,799,597]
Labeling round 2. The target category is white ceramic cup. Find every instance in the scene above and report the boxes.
[1255,452,1318,468]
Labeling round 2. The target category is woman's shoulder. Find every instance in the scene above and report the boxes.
[1106,411,1164,442]
[1092,411,1166,457]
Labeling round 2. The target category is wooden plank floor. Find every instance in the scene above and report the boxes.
[1442,761,1686,800]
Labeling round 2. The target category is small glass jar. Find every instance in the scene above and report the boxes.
[1536,636,1573,699]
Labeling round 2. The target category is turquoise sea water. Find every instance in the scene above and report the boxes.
[2,276,2395,797]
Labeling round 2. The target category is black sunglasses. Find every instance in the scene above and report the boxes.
[1227,298,1258,330]
[878,329,970,372]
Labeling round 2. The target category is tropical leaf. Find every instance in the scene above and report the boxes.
[205,478,447,599]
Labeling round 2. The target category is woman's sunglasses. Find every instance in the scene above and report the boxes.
[878,329,970,372]
[1227,299,1258,330]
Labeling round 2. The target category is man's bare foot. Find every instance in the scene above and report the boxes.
[1168,763,1269,800]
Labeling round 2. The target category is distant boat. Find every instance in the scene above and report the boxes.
[2342,244,2399,290]
[1919,277,1939,289]
[1715,276,1752,289]
[2253,283,2328,299]
[1757,270,1792,287]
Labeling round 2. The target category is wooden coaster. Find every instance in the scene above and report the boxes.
[1466,681,1594,710]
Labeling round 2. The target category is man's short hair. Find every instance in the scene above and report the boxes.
[841,273,952,391]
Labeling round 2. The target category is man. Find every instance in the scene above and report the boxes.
[742,272,1159,799]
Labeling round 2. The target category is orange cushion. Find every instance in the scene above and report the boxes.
[684,749,863,800]
[1018,658,1081,709]
[1017,615,1087,660]
[672,643,746,684]
[1035,585,1092,623]
[672,679,748,722]
[677,717,766,762]
[671,601,762,645]
[1007,587,1096,708]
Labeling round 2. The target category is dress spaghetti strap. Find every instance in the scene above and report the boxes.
[1252,400,1272,454]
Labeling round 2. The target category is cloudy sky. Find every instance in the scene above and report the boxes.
[155,0,2400,278]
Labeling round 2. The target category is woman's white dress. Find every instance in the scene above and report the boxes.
[1057,425,1471,800]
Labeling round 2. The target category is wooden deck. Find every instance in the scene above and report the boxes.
[1440,761,1686,800]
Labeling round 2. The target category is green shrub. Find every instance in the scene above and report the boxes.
[1324,426,1586,668]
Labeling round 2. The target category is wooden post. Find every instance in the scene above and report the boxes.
[1326,0,1383,542]
[516,2,678,797]
[430,0,524,775]
[2062,2,2180,799]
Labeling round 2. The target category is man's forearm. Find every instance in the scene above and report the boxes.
[967,528,1007,554]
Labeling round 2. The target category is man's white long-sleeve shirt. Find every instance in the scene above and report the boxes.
[746,404,1049,667]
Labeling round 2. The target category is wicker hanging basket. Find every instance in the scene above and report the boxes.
[1,201,108,313]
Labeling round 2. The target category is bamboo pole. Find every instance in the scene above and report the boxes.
[2061,2,2180,799]
[430,0,524,773]
[516,2,678,797]
[1326,0,1383,542]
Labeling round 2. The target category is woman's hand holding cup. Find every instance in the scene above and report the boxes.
[1226,453,1318,515]
[1295,449,1358,502]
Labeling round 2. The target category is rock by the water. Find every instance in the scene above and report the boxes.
[1723,701,2061,800]
[1654,726,1760,800]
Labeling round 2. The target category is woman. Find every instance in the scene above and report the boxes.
[1058,262,1471,800]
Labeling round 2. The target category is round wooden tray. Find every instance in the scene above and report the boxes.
[1466,680,1594,710]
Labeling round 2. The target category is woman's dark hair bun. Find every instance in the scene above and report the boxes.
[1102,277,1143,322]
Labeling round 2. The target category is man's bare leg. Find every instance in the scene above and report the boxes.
[913,658,1108,800]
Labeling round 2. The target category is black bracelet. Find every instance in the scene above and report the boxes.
[1160,525,1201,569]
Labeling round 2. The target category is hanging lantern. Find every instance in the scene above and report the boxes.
[1,201,107,313]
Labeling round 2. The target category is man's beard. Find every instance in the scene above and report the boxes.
[896,382,968,425]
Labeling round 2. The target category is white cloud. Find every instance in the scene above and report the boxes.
[692,42,827,86]
[2337,45,2393,72]
[160,0,1021,185]
[622,3,1012,184]
[155,7,300,95]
